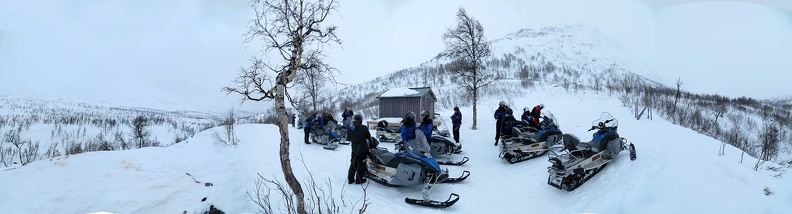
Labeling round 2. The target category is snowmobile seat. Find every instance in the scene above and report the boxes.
[506,137,534,145]
[569,148,597,159]
[372,148,396,167]
[562,134,580,151]
[575,140,601,152]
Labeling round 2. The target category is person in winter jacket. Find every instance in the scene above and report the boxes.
[521,107,533,125]
[347,114,371,184]
[501,108,518,137]
[418,110,433,140]
[529,104,545,129]
[304,113,316,144]
[494,101,508,146]
[451,107,462,143]
[341,108,354,140]
[342,108,354,122]
[400,112,418,144]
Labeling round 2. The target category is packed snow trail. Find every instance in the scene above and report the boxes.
[0,93,789,213]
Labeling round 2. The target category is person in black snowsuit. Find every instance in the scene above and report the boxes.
[348,114,372,184]
[304,113,316,144]
[501,108,517,138]
[494,101,508,146]
[451,107,462,143]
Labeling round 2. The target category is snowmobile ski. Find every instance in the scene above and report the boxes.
[437,156,469,166]
[405,193,460,208]
[440,170,470,183]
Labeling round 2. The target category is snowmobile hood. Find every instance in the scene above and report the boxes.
[394,150,442,172]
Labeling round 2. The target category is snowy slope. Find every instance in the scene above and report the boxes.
[2,90,789,213]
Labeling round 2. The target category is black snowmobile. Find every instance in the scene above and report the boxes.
[366,130,470,208]
[375,120,402,142]
[546,112,636,191]
[499,111,563,164]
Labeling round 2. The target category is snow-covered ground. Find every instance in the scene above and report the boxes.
[1,92,790,213]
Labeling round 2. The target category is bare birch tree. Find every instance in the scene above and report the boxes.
[223,0,339,213]
[442,7,494,130]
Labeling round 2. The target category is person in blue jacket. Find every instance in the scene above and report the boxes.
[400,112,418,144]
[494,101,508,146]
[418,110,433,140]
[342,108,354,122]
[303,113,316,144]
[451,107,462,143]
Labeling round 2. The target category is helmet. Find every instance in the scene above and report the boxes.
[523,107,530,112]
[405,112,416,120]
[539,103,545,109]
[506,108,513,115]
[420,110,430,117]
[499,101,505,106]
[353,114,362,121]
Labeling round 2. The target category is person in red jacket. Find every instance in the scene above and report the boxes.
[530,104,545,129]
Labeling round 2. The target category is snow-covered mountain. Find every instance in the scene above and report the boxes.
[335,25,659,115]
[332,25,791,164]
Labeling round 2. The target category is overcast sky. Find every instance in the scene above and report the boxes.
[1,0,790,112]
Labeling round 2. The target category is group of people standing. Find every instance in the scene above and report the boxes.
[493,101,545,146]
[300,107,467,185]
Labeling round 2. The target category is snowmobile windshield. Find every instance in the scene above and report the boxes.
[591,112,618,128]
[406,129,432,158]
[435,113,450,132]
[324,122,337,131]
[342,117,352,125]
[541,111,558,128]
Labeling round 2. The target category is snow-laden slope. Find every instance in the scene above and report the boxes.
[1,90,788,213]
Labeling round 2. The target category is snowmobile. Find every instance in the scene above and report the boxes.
[310,122,342,150]
[426,113,467,165]
[335,117,353,145]
[366,130,470,208]
[499,111,563,164]
[546,112,637,191]
[376,120,402,142]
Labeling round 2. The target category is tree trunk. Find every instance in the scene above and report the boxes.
[472,86,478,130]
[275,83,306,214]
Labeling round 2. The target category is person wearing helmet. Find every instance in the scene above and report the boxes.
[417,110,434,140]
[493,101,508,146]
[450,107,462,143]
[500,108,518,137]
[520,107,533,125]
[530,104,545,129]
[400,111,418,143]
[348,114,371,184]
